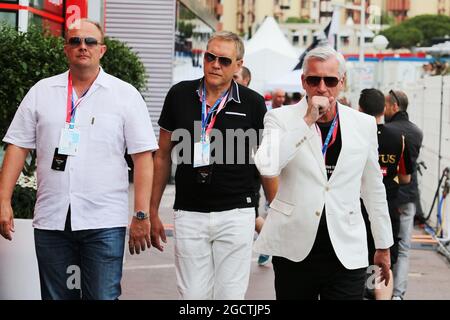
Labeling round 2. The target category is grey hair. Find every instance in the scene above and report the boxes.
[303,46,346,78]
[208,31,245,60]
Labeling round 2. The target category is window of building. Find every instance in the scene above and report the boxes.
[28,12,62,36]
[174,2,214,82]
[29,0,63,16]
[0,11,17,27]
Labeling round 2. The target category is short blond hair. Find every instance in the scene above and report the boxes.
[66,18,104,43]
[207,31,244,60]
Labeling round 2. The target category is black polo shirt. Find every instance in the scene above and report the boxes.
[158,78,266,212]
[385,111,423,204]
[377,124,413,201]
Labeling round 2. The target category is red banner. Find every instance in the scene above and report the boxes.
[65,0,88,30]
[43,0,63,16]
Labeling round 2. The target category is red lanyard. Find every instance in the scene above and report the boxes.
[205,92,228,136]
[66,73,89,127]
[66,73,74,124]
[201,83,229,141]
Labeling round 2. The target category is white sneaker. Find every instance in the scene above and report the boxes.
[392,296,403,300]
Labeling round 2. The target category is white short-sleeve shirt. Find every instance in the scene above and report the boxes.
[3,69,159,231]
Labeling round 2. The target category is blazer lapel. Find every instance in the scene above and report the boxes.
[328,103,348,184]
[307,121,327,180]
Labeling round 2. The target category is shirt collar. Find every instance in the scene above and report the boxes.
[49,67,110,89]
[389,111,409,122]
[196,78,241,104]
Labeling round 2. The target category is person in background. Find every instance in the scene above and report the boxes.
[233,66,251,87]
[384,89,423,300]
[359,88,413,300]
[291,92,303,104]
[271,88,286,109]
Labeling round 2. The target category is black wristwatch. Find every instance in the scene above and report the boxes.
[134,211,149,220]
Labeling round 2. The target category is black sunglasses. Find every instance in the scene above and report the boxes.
[305,76,340,88]
[67,37,101,47]
[204,52,233,67]
[389,90,400,106]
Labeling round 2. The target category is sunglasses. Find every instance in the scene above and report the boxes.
[389,90,400,106]
[305,76,340,88]
[67,37,101,47]
[204,52,233,67]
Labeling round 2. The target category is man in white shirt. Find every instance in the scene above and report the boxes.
[0,19,158,300]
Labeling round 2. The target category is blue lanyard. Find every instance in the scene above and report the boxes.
[69,89,89,129]
[322,112,339,156]
[201,82,228,142]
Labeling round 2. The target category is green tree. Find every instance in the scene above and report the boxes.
[380,25,423,49]
[380,11,395,26]
[381,14,450,48]
[178,21,195,38]
[0,24,67,145]
[402,14,450,46]
[102,37,147,92]
[285,17,310,23]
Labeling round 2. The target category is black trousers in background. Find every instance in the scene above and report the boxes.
[272,213,366,300]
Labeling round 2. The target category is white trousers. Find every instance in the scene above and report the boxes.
[173,207,255,300]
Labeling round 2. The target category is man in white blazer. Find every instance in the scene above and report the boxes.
[254,46,393,300]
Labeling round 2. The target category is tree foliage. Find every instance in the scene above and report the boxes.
[380,25,423,49]
[380,14,450,49]
[285,17,310,23]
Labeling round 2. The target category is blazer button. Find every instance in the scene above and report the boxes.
[325,186,330,192]
[315,211,321,217]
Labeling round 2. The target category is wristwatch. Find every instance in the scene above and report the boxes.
[134,211,149,220]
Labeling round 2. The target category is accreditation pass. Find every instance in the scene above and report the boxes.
[58,126,80,156]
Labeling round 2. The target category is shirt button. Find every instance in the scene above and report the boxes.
[316,211,321,217]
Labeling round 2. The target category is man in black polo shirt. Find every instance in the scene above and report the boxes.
[384,89,423,300]
[359,88,413,300]
[149,31,275,299]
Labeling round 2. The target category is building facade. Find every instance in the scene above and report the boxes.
[221,0,450,38]
[0,0,104,35]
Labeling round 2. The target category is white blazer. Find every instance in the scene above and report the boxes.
[254,98,393,269]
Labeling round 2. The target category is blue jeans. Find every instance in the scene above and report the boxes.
[393,202,416,298]
[34,227,126,300]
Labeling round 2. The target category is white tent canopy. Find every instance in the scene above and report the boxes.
[265,69,305,94]
[244,16,301,94]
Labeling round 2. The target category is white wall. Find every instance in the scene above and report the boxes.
[405,75,450,239]
[345,62,450,238]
